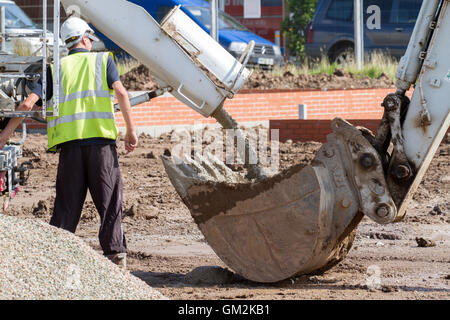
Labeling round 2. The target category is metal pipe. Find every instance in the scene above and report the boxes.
[114,87,172,112]
[52,0,60,117]
[354,0,364,69]
[282,0,287,57]
[230,40,254,93]
[211,0,218,41]
[9,121,27,146]
[274,30,281,47]
[19,121,27,145]
[1,6,6,52]
[42,0,47,118]
[31,116,47,124]
[212,106,267,180]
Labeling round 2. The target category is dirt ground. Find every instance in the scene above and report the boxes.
[121,65,395,92]
[5,130,449,300]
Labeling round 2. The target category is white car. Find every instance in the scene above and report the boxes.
[0,0,65,56]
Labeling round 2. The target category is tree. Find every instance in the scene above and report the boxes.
[281,0,318,59]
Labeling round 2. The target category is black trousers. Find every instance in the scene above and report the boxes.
[50,144,127,255]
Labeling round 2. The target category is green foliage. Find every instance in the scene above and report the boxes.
[269,51,398,80]
[343,51,398,79]
[281,0,319,59]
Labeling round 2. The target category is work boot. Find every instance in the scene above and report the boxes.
[106,253,127,270]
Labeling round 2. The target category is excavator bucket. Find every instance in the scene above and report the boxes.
[59,0,448,284]
[58,0,408,283]
[160,118,387,283]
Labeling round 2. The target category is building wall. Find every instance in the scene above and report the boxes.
[103,88,399,130]
[270,118,449,143]
[270,119,382,142]
[15,0,67,29]
[26,87,406,136]
[225,0,284,46]
[16,0,282,48]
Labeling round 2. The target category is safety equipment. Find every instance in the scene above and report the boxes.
[47,52,117,151]
[60,17,99,48]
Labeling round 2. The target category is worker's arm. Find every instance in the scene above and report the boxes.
[112,80,137,153]
[0,93,40,149]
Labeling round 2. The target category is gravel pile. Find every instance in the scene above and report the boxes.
[0,215,166,300]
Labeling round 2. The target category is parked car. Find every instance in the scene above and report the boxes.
[92,0,284,68]
[305,0,423,63]
[0,0,62,55]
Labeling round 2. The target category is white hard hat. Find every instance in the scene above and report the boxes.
[60,17,99,48]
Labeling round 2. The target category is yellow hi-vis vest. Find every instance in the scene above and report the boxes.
[47,51,118,151]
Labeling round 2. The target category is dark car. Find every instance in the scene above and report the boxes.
[305,0,422,63]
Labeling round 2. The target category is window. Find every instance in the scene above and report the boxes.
[3,4,36,29]
[157,6,172,22]
[390,0,422,23]
[261,0,282,6]
[326,0,353,21]
[186,6,248,31]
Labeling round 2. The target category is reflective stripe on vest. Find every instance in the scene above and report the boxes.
[47,52,117,151]
[47,111,115,129]
[47,52,113,108]
[47,90,114,115]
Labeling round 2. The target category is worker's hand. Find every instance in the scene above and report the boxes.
[0,172,6,193]
[0,95,39,150]
[0,131,9,150]
[124,129,138,153]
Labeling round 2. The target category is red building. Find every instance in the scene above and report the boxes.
[224,0,285,47]
[16,0,284,48]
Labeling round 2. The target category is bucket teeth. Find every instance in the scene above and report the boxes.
[182,154,210,179]
[161,155,198,199]
[204,152,245,183]
[162,153,246,188]
[171,155,199,178]
[192,153,223,181]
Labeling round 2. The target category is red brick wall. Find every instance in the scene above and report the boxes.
[116,88,403,128]
[270,119,382,143]
[26,87,400,131]
[225,0,284,45]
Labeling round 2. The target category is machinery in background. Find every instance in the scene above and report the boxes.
[0,53,43,211]
[0,0,60,210]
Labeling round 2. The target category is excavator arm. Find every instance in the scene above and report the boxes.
[60,0,449,282]
[382,0,450,221]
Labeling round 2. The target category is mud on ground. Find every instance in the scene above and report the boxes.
[121,65,395,92]
[5,130,449,300]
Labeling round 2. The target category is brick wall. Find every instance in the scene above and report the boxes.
[270,119,382,143]
[26,87,401,134]
[116,88,401,127]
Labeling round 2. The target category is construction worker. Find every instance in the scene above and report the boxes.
[0,17,137,268]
